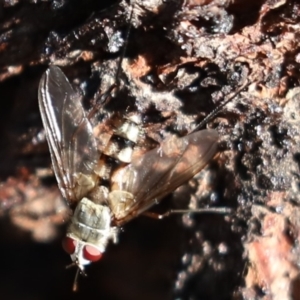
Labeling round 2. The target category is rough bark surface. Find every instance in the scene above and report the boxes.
[0,0,300,299]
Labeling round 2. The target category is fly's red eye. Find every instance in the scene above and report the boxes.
[83,245,102,262]
[62,237,76,254]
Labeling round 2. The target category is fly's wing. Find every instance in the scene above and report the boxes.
[38,66,99,204]
[111,129,218,224]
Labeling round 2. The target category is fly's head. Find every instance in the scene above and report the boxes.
[62,235,103,271]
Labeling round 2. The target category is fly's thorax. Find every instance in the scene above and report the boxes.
[67,197,117,252]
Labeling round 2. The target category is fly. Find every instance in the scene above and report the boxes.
[38,65,239,290]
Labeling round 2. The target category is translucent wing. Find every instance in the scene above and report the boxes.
[110,129,218,224]
[38,66,99,204]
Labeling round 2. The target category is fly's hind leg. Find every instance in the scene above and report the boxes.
[142,207,232,220]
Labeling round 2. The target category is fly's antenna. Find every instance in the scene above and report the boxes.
[66,262,77,269]
[191,80,251,133]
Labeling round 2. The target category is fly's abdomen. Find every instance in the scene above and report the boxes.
[90,114,158,218]
[93,114,157,185]
[102,135,135,163]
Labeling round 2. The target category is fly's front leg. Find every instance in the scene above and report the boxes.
[142,207,232,220]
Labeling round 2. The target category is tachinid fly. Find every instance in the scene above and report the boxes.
[38,65,220,289]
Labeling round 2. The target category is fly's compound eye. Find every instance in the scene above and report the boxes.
[83,245,102,262]
[62,237,77,254]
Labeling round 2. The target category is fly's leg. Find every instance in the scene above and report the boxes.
[87,3,135,121]
[192,80,250,132]
[87,83,118,120]
[142,207,232,220]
